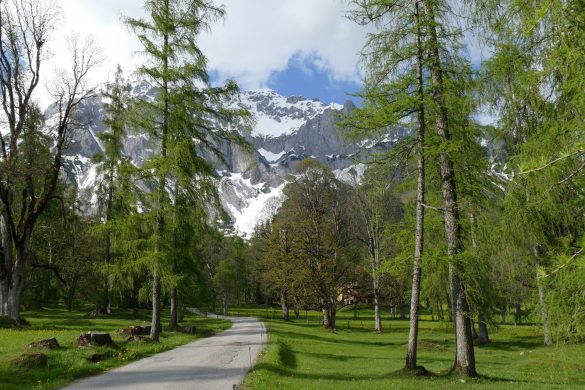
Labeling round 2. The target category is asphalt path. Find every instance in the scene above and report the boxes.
[62,315,266,390]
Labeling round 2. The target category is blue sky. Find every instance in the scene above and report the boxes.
[40,0,368,108]
[40,1,490,115]
[265,53,361,104]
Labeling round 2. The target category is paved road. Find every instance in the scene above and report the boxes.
[63,316,266,390]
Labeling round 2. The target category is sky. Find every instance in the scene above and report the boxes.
[38,0,370,107]
[38,0,492,121]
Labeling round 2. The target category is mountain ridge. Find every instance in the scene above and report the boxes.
[57,85,398,237]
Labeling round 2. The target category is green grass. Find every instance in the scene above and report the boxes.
[0,306,231,390]
[233,305,585,389]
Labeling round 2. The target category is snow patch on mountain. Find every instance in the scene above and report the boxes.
[55,84,383,239]
[334,163,367,185]
[233,184,285,237]
[258,148,286,162]
[237,89,343,138]
[218,172,286,237]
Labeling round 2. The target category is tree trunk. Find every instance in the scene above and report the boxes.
[452,273,475,375]
[501,305,507,324]
[150,270,162,341]
[293,297,300,319]
[373,292,381,333]
[6,235,31,323]
[538,281,553,345]
[405,0,426,371]
[423,0,476,376]
[0,278,7,316]
[437,303,444,321]
[102,233,111,314]
[536,262,553,346]
[477,312,489,345]
[100,167,114,315]
[514,300,521,326]
[329,298,336,329]
[532,247,553,345]
[322,297,336,329]
[66,274,79,312]
[322,305,331,328]
[471,319,478,339]
[169,287,178,327]
[372,249,381,332]
[280,291,289,321]
[399,301,407,320]
[0,212,12,316]
[150,0,170,343]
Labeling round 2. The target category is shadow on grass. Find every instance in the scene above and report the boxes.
[250,361,540,386]
[479,336,543,352]
[269,327,398,347]
[300,350,394,361]
[278,341,297,369]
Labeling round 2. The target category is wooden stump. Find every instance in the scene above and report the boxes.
[27,338,60,350]
[77,332,115,347]
[127,335,150,343]
[77,333,91,347]
[183,325,196,334]
[118,326,144,336]
[88,353,110,363]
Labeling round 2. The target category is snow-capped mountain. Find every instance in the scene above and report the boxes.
[58,85,404,238]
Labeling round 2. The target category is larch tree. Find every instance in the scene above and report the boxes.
[91,65,133,314]
[124,0,248,341]
[346,0,429,371]
[475,0,585,345]
[422,0,477,376]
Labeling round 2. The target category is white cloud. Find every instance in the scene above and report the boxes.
[199,0,369,88]
[34,0,368,107]
[37,0,145,107]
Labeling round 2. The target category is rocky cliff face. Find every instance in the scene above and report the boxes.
[59,84,401,238]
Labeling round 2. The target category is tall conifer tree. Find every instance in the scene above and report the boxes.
[125,0,248,341]
[347,0,429,371]
[92,65,132,314]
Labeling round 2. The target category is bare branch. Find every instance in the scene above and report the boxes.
[519,149,584,175]
[543,248,584,279]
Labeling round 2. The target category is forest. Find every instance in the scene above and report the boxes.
[0,0,584,386]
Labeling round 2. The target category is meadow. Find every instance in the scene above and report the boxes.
[235,305,585,389]
[0,307,230,390]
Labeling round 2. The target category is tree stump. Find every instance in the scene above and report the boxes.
[127,335,150,343]
[118,326,144,336]
[77,333,91,347]
[88,353,111,363]
[77,332,115,347]
[27,338,60,350]
[183,325,196,334]
[10,353,47,369]
[89,308,110,316]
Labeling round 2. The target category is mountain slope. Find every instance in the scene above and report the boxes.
[59,85,397,237]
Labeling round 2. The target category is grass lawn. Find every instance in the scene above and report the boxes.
[0,306,231,390]
[234,305,585,389]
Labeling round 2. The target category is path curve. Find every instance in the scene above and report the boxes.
[63,316,265,390]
